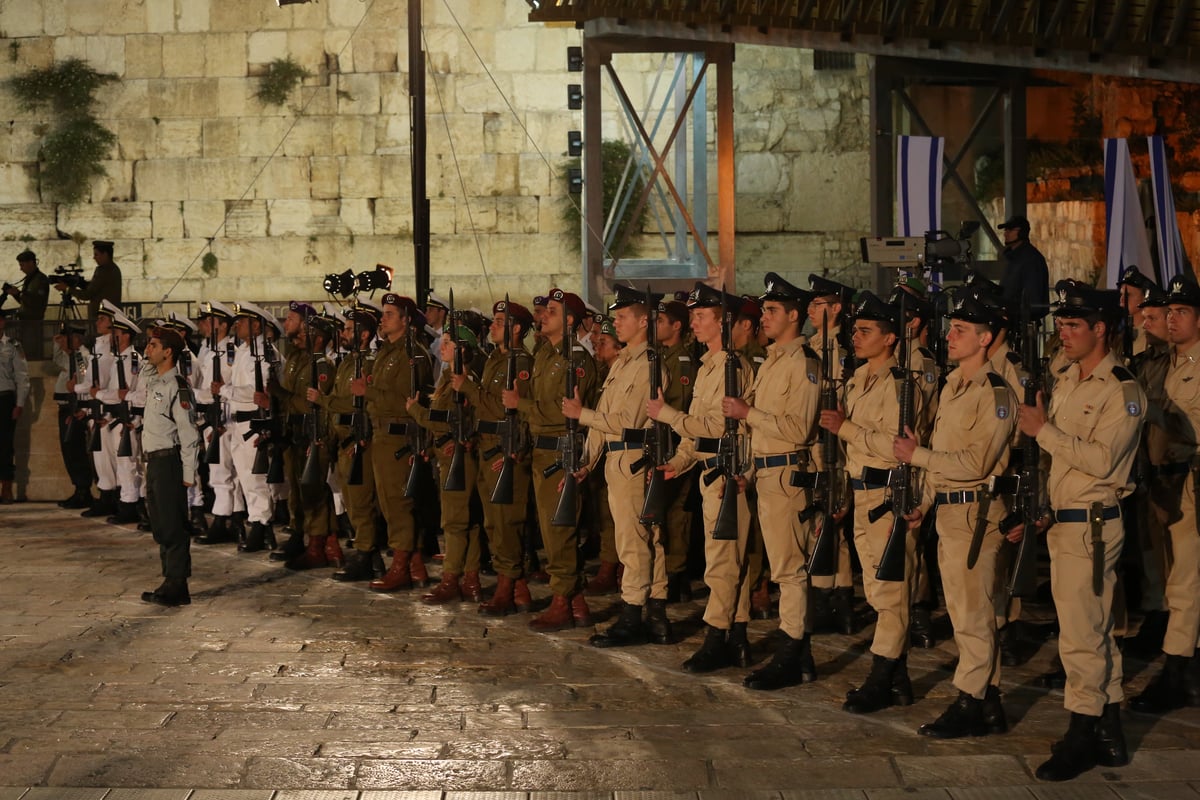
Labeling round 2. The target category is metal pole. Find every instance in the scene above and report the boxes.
[410,0,430,304]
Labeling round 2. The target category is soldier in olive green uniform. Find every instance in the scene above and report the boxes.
[353,293,435,592]
[459,300,536,616]
[505,289,598,632]
[658,299,698,601]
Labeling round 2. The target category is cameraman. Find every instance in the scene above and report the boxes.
[55,240,123,323]
[4,251,50,359]
[997,215,1050,312]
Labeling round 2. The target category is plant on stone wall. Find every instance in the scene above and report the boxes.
[201,251,219,277]
[5,58,118,204]
[256,58,312,107]
[560,139,650,256]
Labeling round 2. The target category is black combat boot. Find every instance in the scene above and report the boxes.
[810,587,835,634]
[589,602,648,648]
[106,501,140,525]
[982,685,1008,734]
[332,549,377,582]
[336,512,355,545]
[196,515,234,544]
[843,654,897,713]
[744,633,816,691]
[1095,702,1129,767]
[81,489,117,518]
[728,622,752,667]
[682,625,732,673]
[1035,712,1099,781]
[189,506,209,537]
[909,603,935,649]
[241,521,268,553]
[269,529,306,562]
[645,598,673,644]
[891,653,914,706]
[666,572,693,603]
[831,586,856,634]
[1130,653,1190,713]
[918,691,988,738]
[136,499,153,532]
[141,578,191,607]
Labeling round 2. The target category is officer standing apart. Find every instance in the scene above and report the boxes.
[894,295,1015,737]
[1013,283,1145,781]
[139,326,201,607]
[0,308,30,504]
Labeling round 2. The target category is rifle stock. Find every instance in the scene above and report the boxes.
[875,289,914,583]
[490,294,519,505]
[710,288,741,541]
[443,289,468,493]
[551,298,582,527]
[639,285,672,526]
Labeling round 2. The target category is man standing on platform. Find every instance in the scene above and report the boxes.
[56,240,123,323]
[5,250,50,358]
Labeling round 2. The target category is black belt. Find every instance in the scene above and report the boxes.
[753,452,805,470]
[606,440,637,452]
[145,446,180,461]
[936,490,978,504]
[195,403,214,414]
[335,413,356,426]
[233,410,262,422]
[620,428,647,445]
[476,419,505,436]
[385,422,415,436]
[1054,506,1121,523]
[0,390,14,398]
[1150,461,1191,476]
[534,434,562,450]
[695,437,721,452]
[53,392,72,402]
[131,407,144,416]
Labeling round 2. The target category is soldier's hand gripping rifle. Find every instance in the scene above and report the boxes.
[432,289,468,492]
[794,309,845,576]
[396,329,430,498]
[634,286,672,525]
[62,328,83,445]
[245,330,273,476]
[489,294,521,504]
[205,304,224,465]
[870,290,915,582]
[1002,303,1044,599]
[703,288,742,541]
[547,298,584,527]
[341,316,368,486]
[300,319,325,487]
[88,344,104,452]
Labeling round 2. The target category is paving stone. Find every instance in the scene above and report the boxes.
[1107,782,1200,799]
[240,757,358,789]
[274,791,361,800]
[105,791,193,800]
[943,789,1038,799]
[358,793,444,800]
[0,753,56,785]
[19,790,110,800]
[189,793,277,800]
[355,759,509,790]
[695,792,783,800]
[1026,786,1121,799]
[716,758,898,790]
[446,793,530,800]
[894,755,1032,787]
[0,790,28,800]
[865,791,952,799]
[511,760,713,791]
[776,791,869,800]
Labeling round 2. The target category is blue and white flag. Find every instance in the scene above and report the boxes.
[896,136,943,237]
[1148,135,1187,284]
[1103,138,1153,289]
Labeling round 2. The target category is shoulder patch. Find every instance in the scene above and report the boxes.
[677,355,691,362]
[986,372,1010,419]
[518,369,530,381]
[923,370,936,384]
[1006,350,1022,365]
[576,366,585,378]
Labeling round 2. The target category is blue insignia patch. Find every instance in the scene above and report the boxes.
[1127,402,1141,416]
[997,406,1009,419]
[807,372,817,384]
[924,372,935,384]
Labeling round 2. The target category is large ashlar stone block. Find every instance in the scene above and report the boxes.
[285,29,326,67]
[85,35,125,75]
[0,205,58,241]
[339,198,375,237]
[62,0,107,34]
[458,74,514,114]
[348,28,401,73]
[238,117,292,157]
[493,29,538,73]
[250,158,313,201]
[379,155,412,197]
[143,238,209,278]
[157,119,203,158]
[124,34,162,79]
[0,3,45,37]
[377,115,412,153]
[379,73,411,116]
[736,195,788,234]
[736,153,791,196]
[374,197,414,236]
[338,73,382,115]
[187,158,256,200]
[538,197,572,236]
[328,0,373,28]
[224,200,268,238]
[496,197,541,235]
[149,78,220,119]
[427,114,485,157]
[518,153,552,198]
[786,151,870,233]
[210,0,276,33]
[280,117,334,158]
[0,164,41,205]
[133,160,188,202]
[430,198,458,235]
[161,34,205,78]
[201,118,239,158]
[182,200,226,239]
[58,202,153,240]
[152,201,185,239]
[339,156,382,199]
[532,28,572,71]
[309,157,340,200]
[267,199,319,236]
[457,198,499,235]
[144,0,174,34]
[176,0,210,33]
[3,124,41,163]
[204,32,247,79]
[483,113,528,156]
[332,116,377,157]
[247,30,288,65]
[90,159,135,202]
[216,77,253,117]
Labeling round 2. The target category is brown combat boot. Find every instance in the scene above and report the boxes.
[513,578,533,612]
[324,534,344,568]
[571,593,594,626]
[410,552,431,586]
[370,551,413,592]
[0,481,14,504]
[285,535,329,570]
[479,574,515,617]
[584,561,620,596]
[529,594,574,632]
[461,571,483,602]
[422,573,462,604]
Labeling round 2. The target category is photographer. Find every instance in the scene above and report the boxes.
[4,251,50,359]
[54,240,123,323]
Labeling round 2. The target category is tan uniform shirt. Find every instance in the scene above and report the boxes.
[580,340,660,470]
[840,356,926,477]
[745,336,820,457]
[659,348,752,474]
[1139,341,1172,466]
[1151,339,1200,465]
[1037,350,1145,509]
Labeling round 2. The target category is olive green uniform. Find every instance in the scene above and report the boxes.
[320,347,378,554]
[274,342,334,537]
[660,339,697,578]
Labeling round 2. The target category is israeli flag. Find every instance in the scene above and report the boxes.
[1104,138,1153,289]
[896,136,944,237]
[1148,135,1187,284]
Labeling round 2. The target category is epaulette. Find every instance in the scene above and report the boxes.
[801,344,820,384]
[1111,364,1143,416]
[174,374,195,410]
[1005,350,1022,365]
[985,372,1011,419]
[917,345,935,362]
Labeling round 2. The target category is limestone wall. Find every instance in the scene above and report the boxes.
[0,0,873,310]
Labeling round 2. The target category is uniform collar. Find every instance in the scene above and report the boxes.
[767,336,806,357]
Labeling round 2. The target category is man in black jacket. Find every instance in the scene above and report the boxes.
[997,215,1049,313]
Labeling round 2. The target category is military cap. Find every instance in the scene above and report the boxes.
[549,288,587,321]
[738,295,762,321]
[111,311,141,335]
[235,301,282,336]
[493,299,534,332]
[425,290,450,311]
[15,250,36,263]
[596,317,617,338]
[854,291,900,327]
[1118,265,1156,292]
[898,275,927,298]
[888,285,933,321]
[584,299,602,317]
[997,215,1031,233]
[761,272,811,304]
[380,292,419,319]
[808,274,854,304]
[533,293,550,307]
[1139,283,1169,308]
[313,311,344,333]
[1053,283,1121,318]
[201,300,236,320]
[62,322,88,336]
[948,294,1004,331]
[609,284,663,311]
[684,282,737,310]
[167,311,198,334]
[288,300,317,319]
[345,307,379,330]
[1166,274,1200,308]
[92,240,114,254]
[99,299,122,318]
[672,290,691,303]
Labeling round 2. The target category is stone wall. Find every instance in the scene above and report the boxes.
[0,1,874,311]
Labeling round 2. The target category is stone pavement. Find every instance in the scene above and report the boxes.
[3,504,1200,799]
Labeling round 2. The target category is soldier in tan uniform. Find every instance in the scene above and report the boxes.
[658,299,698,603]
[505,289,598,632]
[1014,283,1145,781]
[807,274,859,635]
[567,285,672,647]
[353,293,435,592]
[1130,274,1200,713]
[732,297,771,620]
[724,274,823,690]
[650,283,754,671]
[821,291,926,713]
[582,317,622,596]
[458,300,536,616]
[894,295,1015,737]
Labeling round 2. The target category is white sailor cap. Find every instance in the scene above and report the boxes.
[425,290,450,311]
[99,299,122,318]
[167,311,199,334]
[201,300,237,320]
[235,301,282,336]
[111,311,141,335]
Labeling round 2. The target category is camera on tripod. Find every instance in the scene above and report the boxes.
[53,264,88,291]
[859,221,981,279]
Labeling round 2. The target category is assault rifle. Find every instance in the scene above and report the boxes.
[794,309,845,576]
[62,329,84,446]
[432,289,468,492]
[300,319,325,487]
[702,288,741,541]
[633,286,672,525]
[114,336,134,459]
[489,294,521,504]
[546,298,584,527]
[396,329,430,498]
[88,345,104,452]
[870,289,915,582]
[245,331,273,476]
[1003,303,1044,599]
[342,316,369,486]
[205,306,224,465]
